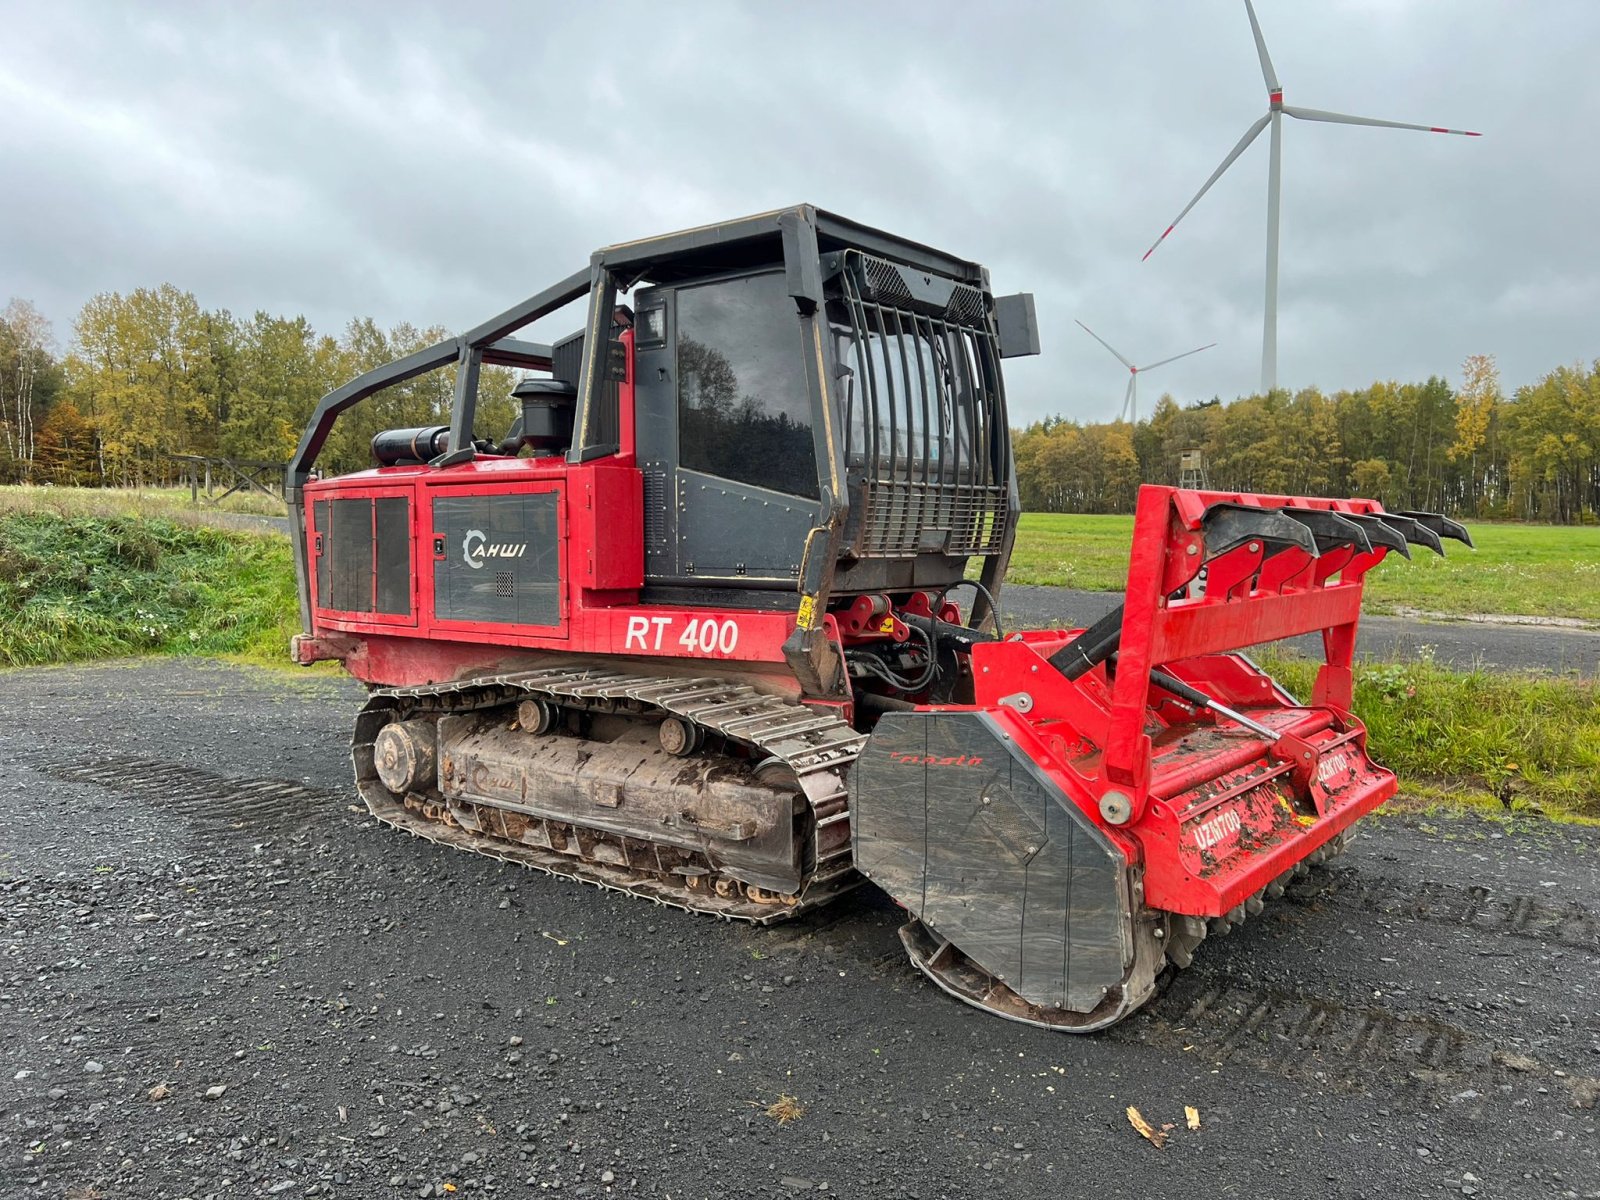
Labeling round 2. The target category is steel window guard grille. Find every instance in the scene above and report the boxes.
[832,251,1011,559]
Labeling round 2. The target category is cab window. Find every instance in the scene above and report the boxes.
[677,272,819,499]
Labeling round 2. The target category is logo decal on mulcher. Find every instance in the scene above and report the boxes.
[886,750,985,767]
[463,529,528,570]
[1316,751,1352,784]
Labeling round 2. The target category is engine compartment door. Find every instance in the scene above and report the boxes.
[309,484,418,628]
[426,481,567,634]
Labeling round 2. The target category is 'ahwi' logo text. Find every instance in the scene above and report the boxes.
[463,529,528,570]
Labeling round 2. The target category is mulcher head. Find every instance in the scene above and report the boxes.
[851,486,1470,1030]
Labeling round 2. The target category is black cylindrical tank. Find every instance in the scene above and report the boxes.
[513,378,578,453]
[372,425,450,466]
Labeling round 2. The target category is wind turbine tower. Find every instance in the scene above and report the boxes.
[1075,320,1215,423]
[1143,0,1480,395]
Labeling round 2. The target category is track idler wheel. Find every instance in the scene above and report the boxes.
[373,719,437,795]
[516,697,561,735]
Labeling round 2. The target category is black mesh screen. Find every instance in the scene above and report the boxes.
[313,500,329,609]
[554,328,624,454]
[373,496,411,616]
[315,495,411,616]
[328,498,373,612]
[551,330,583,387]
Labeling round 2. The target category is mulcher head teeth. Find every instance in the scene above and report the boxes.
[1397,510,1475,550]
[1375,512,1445,557]
[1340,511,1411,559]
[1279,509,1373,556]
[1200,502,1320,560]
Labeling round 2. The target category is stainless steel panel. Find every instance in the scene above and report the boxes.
[851,710,1131,1013]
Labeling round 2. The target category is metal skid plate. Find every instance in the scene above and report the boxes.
[852,711,1154,1025]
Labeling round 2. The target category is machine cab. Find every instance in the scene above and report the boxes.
[627,238,1032,605]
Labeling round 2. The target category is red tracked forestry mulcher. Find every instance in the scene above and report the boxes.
[287,207,1469,1030]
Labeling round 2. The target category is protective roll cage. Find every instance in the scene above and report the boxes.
[284,206,1036,693]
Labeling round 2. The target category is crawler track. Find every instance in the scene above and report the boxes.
[352,666,868,925]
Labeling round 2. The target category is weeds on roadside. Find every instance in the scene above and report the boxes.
[1261,652,1600,821]
[0,511,296,668]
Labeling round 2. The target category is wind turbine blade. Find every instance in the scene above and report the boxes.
[1244,0,1280,94]
[1123,376,1136,422]
[1142,114,1270,260]
[1075,319,1135,369]
[1137,343,1218,372]
[1282,105,1481,136]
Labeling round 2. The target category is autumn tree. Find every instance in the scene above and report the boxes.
[66,285,214,484]
[0,300,62,482]
[1449,353,1501,517]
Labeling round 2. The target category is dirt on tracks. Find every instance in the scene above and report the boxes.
[1,659,1596,1200]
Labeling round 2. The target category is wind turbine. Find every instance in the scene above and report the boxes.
[1143,0,1480,395]
[1075,320,1215,423]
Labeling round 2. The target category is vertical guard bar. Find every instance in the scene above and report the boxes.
[568,263,620,463]
[441,344,483,465]
[1100,486,1170,802]
[780,210,850,699]
[971,314,1014,631]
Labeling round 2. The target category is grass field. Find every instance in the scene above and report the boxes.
[0,483,286,522]
[1262,653,1600,823]
[1007,512,1600,623]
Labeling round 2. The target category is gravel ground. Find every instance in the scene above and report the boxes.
[2,658,1597,1200]
[1002,585,1600,677]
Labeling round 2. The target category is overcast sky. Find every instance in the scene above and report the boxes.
[2,1,1595,426]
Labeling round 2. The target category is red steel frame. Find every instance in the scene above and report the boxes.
[961,485,1400,918]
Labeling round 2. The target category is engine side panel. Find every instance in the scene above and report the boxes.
[431,490,562,627]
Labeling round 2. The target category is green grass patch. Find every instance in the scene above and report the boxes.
[0,483,287,522]
[1359,521,1600,622]
[1261,652,1600,822]
[0,511,298,668]
[1007,513,1600,622]
[1004,513,1136,591]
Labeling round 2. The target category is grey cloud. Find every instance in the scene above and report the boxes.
[0,0,1594,426]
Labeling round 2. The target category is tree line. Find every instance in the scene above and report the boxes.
[3,288,1595,521]
[1016,354,1600,522]
[0,286,517,489]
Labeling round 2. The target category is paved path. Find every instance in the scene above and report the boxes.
[1002,584,1600,677]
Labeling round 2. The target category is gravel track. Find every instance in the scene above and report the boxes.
[2,659,1596,1199]
[1002,585,1600,677]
